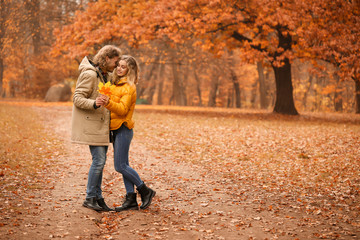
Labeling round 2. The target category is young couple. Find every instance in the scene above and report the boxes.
[71,45,156,212]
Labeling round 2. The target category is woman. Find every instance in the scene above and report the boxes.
[100,55,156,211]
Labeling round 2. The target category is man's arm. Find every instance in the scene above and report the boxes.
[73,71,98,110]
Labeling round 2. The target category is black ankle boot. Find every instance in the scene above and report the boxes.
[137,183,156,209]
[115,193,139,212]
[83,197,103,212]
[97,198,114,211]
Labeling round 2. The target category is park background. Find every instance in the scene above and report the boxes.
[0,0,360,239]
[0,0,359,115]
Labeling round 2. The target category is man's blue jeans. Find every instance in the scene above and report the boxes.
[113,125,143,193]
[87,145,108,199]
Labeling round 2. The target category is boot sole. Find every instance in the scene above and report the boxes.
[140,191,156,210]
[115,206,139,212]
[99,207,115,212]
[82,203,103,212]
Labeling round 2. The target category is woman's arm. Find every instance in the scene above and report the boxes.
[105,91,134,116]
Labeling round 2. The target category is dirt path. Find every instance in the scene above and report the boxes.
[3,106,104,239]
[3,105,359,239]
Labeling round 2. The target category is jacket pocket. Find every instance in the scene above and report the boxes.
[84,114,107,135]
[84,114,105,121]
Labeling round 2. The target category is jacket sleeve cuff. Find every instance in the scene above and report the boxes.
[105,100,112,109]
[93,101,100,109]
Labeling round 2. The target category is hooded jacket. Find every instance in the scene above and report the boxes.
[71,57,110,146]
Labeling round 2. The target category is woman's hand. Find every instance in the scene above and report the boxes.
[95,94,109,107]
[95,96,104,107]
[99,94,110,106]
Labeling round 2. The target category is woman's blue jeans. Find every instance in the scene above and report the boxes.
[112,125,143,193]
[87,145,108,199]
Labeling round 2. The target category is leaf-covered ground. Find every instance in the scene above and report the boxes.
[127,108,360,239]
[0,102,359,239]
[0,104,64,235]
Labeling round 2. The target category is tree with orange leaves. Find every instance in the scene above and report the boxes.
[299,0,360,113]
[134,0,359,115]
[52,0,359,114]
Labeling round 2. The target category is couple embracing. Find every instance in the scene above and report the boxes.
[71,45,156,212]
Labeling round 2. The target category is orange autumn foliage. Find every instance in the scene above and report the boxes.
[98,82,115,97]
[50,0,360,114]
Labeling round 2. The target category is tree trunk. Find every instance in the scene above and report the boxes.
[169,94,174,105]
[232,27,297,114]
[137,56,159,99]
[273,28,298,115]
[272,58,298,115]
[194,69,202,106]
[26,0,41,55]
[181,64,188,106]
[333,73,343,112]
[157,80,163,105]
[257,62,268,109]
[0,0,7,97]
[0,57,3,97]
[145,78,156,104]
[171,60,186,106]
[227,89,233,107]
[251,81,257,108]
[334,90,343,112]
[157,63,165,105]
[302,75,313,109]
[354,77,360,114]
[208,75,219,107]
[145,61,163,104]
[230,68,241,108]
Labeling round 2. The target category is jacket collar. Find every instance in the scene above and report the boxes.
[88,58,108,83]
[114,77,128,86]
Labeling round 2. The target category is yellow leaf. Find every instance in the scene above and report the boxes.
[98,81,115,96]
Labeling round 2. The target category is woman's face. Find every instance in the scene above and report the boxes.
[116,60,128,77]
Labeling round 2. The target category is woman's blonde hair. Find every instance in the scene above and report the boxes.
[113,55,139,86]
[92,45,122,68]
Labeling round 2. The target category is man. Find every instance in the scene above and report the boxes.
[71,45,121,211]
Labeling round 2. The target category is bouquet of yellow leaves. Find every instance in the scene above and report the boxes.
[98,82,115,96]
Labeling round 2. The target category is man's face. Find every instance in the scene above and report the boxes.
[105,56,120,73]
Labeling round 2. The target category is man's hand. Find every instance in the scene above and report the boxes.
[96,94,110,107]
[95,96,104,107]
